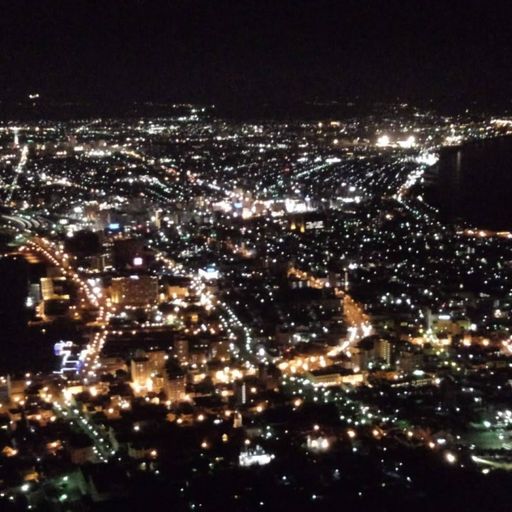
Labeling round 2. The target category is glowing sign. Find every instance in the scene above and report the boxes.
[199,267,219,280]
[54,340,74,356]
[54,341,81,374]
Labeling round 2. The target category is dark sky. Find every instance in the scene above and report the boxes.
[1,0,512,109]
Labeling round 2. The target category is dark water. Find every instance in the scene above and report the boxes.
[437,136,512,230]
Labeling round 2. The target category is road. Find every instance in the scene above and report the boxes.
[6,144,29,203]
[288,266,374,350]
[19,236,117,462]
[21,236,112,380]
[53,400,115,463]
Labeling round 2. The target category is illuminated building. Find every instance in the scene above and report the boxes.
[28,283,41,305]
[173,338,189,364]
[165,368,186,403]
[353,336,391,370]
[40,276,70,301]
[233,411,243,428]
[131,351,151,388]
[165,276,190,299]
[151,373,166,393]
[234,380,247,405]
[306,367,364,387]
[111,275,158,307]
[147,350,167,373]
[375,338,391,364]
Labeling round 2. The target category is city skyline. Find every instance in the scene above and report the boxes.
[1,2,512,511]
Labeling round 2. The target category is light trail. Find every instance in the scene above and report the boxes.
[6,145,29,203]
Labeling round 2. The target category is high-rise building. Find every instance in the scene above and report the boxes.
[147,350,167,373]
[233,411,243,428]
[131,351,151,388]
[234,380,247,406]
[27,283,41,307]
[374,338,391,365]
[353,336,392,370]
[165,369,186,403]
[173,338,189,364]
[110,275,158,307]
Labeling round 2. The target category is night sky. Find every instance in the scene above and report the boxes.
[1,0,512,110]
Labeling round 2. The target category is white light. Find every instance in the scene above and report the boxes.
[239,445,274,467]
[445,452,457,464]
[397,135,416,148]
[376,135,390,147]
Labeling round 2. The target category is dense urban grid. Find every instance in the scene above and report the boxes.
[1,103,512,511]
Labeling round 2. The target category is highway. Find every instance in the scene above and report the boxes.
[6,144,29,204]
[19,236,117,462]
[21,236,112,380]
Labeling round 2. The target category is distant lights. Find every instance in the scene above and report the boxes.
[397,135,416,149]
[445,452,457,464]
[347,429,356,439]
[376,135,390,147]
[376,134,418,149]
